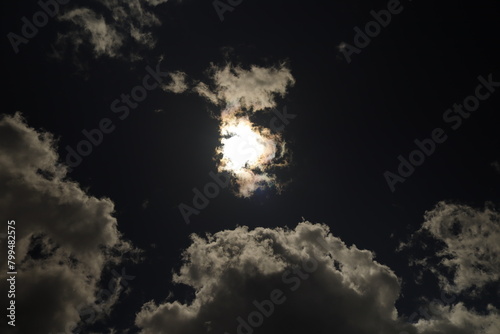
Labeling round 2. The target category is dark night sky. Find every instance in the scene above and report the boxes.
[1,1,499,333]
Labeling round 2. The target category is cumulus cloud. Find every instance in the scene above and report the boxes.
[136,221,416,334]
[0,113,138,333]
[401,201,500,295]
[55,0,170,60]
[136,208,500,334]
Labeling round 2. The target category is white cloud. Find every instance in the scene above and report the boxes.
[136,221,415,334]
[137,208,500,334]
[195,63,295,111]
[0,113,138,333]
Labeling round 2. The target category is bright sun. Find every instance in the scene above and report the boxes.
[216,109,286,197]
[219,117,269,172]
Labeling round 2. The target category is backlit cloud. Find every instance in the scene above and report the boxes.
[194,63,295,197]
[195,63,295,111]
[136,221,416,334]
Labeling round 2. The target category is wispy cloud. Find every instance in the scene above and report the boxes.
[54,0,171,61]
[58,8,124,58]
[162,71,188,94]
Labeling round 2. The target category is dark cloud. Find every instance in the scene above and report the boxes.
[0,113,138,333]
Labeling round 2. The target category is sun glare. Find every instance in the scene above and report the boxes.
[219,117,270,172]
[215,108,287,197]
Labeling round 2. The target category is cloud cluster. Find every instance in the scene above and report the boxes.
[0,113,137,333]
[194,63,295,197]
[136,221,416,334]
[137,202,500,334]
[3,112,496,333]
[55,0,170,60]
